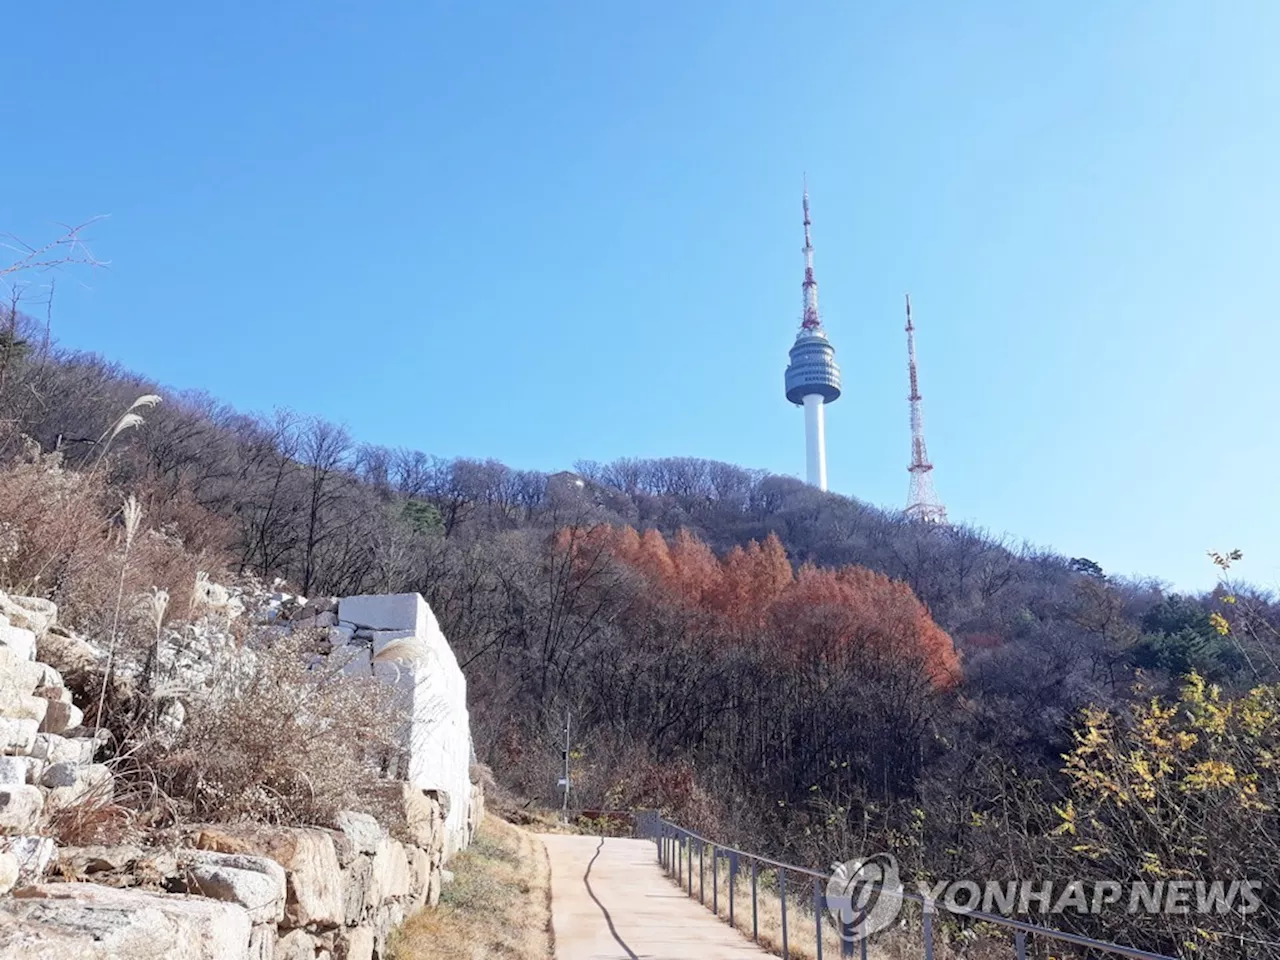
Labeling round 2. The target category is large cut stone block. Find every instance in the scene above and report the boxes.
[338,594,427,635]
[0,882,252,959]
[195,825,343,930]
[180,850,287,924]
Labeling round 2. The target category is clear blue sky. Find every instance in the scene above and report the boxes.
[5,1,1278,591]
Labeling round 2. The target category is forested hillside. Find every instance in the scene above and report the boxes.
[3,295,1278,955]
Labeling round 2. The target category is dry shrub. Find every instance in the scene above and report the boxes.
[0,447,109,598]
[0,449,228,644]
[140,632,403,827]
[43,773,142,848]
[594,746,722,835]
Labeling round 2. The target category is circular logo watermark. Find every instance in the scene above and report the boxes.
[825,853,903,942]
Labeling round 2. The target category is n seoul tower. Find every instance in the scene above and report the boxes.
[784,183,842,491]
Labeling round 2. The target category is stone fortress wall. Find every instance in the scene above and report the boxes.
[0,589,482,960]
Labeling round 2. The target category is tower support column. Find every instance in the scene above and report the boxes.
[803,393,827,491]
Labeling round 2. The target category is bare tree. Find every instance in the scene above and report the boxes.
[298,417,354,595]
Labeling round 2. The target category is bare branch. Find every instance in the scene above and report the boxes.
[0,217,109,280]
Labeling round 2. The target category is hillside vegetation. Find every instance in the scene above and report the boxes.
[2,271,1279,954]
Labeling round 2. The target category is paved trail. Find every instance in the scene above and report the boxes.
[542,834,774,960]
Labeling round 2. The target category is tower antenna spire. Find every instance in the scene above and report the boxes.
[800,176,821,331]
[904,294,948,523]
[784,182,842,491]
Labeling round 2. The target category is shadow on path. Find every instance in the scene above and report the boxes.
[583,838,639,960]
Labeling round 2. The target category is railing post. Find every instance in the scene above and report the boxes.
[686,839,696,901]
[922,902,934,960]
[751,860,759,941]
[813,876,824,960]
[1015,930,1027,960]
[712,846,719,914]
[687,836,693,895]
[840,913,854,957]
[699,840,705,905]
[780,867,789,960]
[729,851,737,928]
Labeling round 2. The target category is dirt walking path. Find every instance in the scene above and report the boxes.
[541,834,775,960]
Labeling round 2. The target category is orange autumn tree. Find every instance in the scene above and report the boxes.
[773,563,960,686]
[560,524,959,687]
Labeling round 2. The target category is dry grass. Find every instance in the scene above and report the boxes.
[389,815,553,960]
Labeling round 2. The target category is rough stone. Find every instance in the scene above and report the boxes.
[59,844,145,876]
[0,852,17,894]
[10,659,46,695]
[276,928,320,960]
[369,837,411,904]
[57,845,178,889]
[427,866,441,908]
[248,925,276,960]
[7,836,55,883]
[40,760,109,792]
[0,882,253,959]
[0,785,43,832]
[36,627,103,673]
[0,625,37,662]
[405,845,431,907]
[43,763,112,812]
[326,626,355,647]
[334,811,383,857]
[31,733,92,765]
[38,760,78,788]
[300,597,339,618]
[195,825,343,930]
[8,694,48,725]
[33,684,71,705]
[181,850,287,924]
[0,595,56,636]
[337,926,375,960]
[37,700,81,735]
[0,757,27,785]
[341,855,374,926]
[394,784,444,853]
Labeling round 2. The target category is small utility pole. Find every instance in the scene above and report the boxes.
[560,710,571,821]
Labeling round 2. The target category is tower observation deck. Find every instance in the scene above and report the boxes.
[784,185,841,491]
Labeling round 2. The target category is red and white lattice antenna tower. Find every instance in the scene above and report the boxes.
[904,294,948,523]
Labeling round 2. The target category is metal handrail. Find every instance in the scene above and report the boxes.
[642,814,1177,960]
